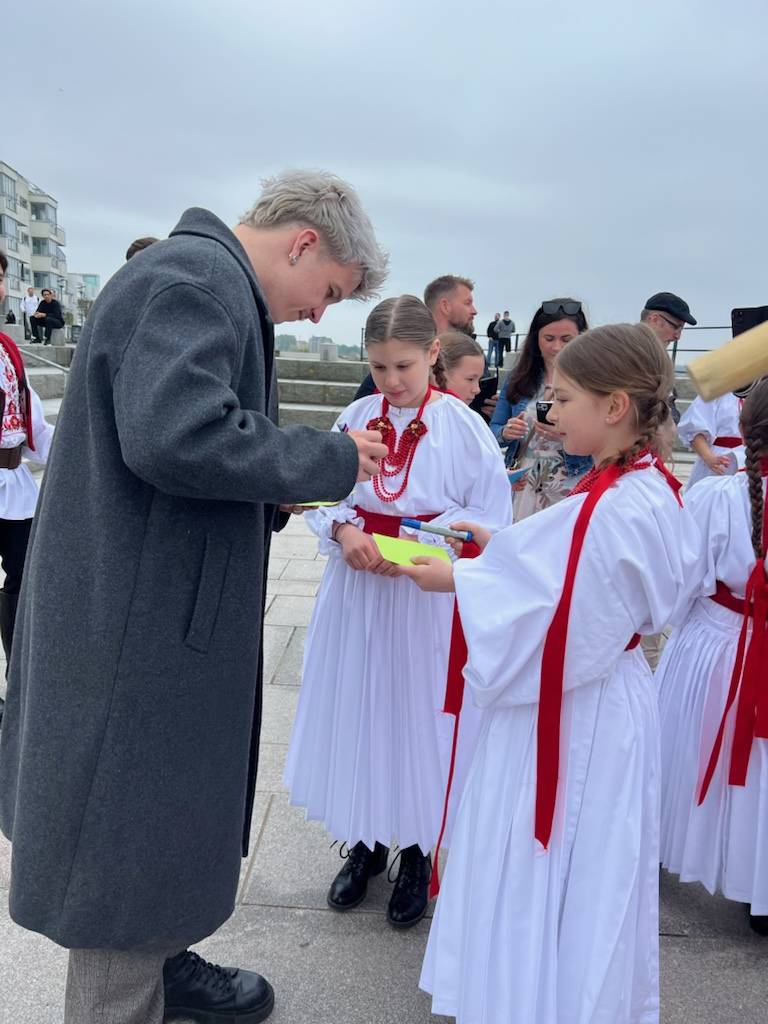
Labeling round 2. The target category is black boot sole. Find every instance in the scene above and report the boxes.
[386,901,429,930]
[164,985,275,1024]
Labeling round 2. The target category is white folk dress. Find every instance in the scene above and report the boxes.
[657,473,768,914]
[284,392,513,854]
[677,393,744,491]
[420,466,704,1024]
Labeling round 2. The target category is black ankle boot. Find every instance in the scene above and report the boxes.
[748,909,768,936]
[163,949,275,1023]
[327,840,389,911]
[386,845,431,929]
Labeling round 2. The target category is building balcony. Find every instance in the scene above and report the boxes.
[31,254,68,274]
[29,219,66,245]
[2,234,19,252]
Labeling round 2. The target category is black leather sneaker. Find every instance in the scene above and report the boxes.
[748,911,768,936]
[386,845,431,929]
[327,840,389,911]
[163,950,274,1023]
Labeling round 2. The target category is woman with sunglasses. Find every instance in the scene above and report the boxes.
[490,299,592,519]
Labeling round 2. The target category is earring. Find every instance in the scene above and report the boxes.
[289,254,299,266]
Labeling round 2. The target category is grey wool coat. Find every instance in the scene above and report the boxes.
[0,209,359,951]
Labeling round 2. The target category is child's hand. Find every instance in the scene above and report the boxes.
[398,557,456,592]
[367,558,400,577]
[280,504,306,515]
[446,521,492,555]
[336,524,382,570]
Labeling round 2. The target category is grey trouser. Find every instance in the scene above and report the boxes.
[65,948,170,1024]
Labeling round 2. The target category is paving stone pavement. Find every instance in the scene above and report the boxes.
[1,505,767,1023]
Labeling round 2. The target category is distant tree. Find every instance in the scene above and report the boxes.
[77,296,95,324]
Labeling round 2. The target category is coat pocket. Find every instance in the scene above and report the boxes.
[184,534,232,653]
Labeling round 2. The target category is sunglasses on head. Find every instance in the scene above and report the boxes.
[541,300,582,317]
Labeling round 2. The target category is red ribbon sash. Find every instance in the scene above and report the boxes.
[699,498,768,804]
[536,452,681,850]
[712,436,742,449]
[429,539,480,899]
[352,504,474,898]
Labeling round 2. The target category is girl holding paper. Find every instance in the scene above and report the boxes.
[400,324,703,1023]
[284,295,511,930]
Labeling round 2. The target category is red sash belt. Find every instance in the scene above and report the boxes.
[712,436,741,448]
[626,633,641,650]
[710,580,747,615]
[699,542,768,804]
[354,506,436,538]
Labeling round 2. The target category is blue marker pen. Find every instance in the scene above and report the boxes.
[401,519,473,542]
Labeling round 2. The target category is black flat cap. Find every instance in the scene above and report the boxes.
[644,292,697,325]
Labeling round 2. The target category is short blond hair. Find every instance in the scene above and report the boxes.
[240,170,389,301]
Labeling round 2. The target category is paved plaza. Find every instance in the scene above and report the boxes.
[1,511,766,1023]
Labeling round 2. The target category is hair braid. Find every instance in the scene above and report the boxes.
[615,396,670,469]
[432,350,448,391]
[740,379,768,562]
[744,435,765,562]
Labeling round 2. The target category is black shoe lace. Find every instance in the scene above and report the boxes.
[173,951,234,993]
[388,846,432,891]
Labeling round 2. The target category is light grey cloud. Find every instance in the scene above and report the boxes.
[6,0,767,358]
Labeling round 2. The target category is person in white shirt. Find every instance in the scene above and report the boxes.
[0,255,54,727]
[21,287,38,341]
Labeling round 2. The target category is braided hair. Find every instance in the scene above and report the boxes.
[555,323,673,469]
[739,379,768,561]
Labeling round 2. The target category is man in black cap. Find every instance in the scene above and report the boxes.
[640,291,696,424]
[641,291,696,346]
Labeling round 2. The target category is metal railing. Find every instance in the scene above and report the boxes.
[479,325,732,369]
[21,347,70,375]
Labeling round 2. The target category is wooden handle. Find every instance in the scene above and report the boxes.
[687,321,768,400]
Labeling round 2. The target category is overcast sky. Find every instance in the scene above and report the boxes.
[7,0,767,355]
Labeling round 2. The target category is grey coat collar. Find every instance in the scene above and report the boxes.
[170,207,273,327]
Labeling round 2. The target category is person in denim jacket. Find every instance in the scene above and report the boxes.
[490,299,592,519]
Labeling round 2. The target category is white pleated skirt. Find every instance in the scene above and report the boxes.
[421,651,660,1024]
[658,597,768,914]
[284,556,483,854]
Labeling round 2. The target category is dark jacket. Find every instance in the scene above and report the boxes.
[489,388,593,476]
[0,208,358,952]
[354,371,377,402]
[34,297,64,327]
[486,319,498,339]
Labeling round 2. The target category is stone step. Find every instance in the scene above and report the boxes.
[276,357,368,383]
[279,403,341,430]
[278,378,360,406]
[25,366,67,400]
[41,397,63,426]
[17,343,76,368]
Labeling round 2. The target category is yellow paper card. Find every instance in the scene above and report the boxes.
[372,533,452,566]
[295,501,340,507]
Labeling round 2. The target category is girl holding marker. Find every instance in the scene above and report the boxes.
[658,376,768,935]
[284,295,511,929]
[400,324,704,1024]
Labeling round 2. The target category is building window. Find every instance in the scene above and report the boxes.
[0,173,16,198]
[30,201,56,224]
[33,272,52,289]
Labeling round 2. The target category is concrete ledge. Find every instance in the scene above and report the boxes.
[276,357,368,383]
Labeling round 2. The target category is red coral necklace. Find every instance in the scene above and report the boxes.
[366,387,431,502]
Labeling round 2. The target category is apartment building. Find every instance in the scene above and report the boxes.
[0,159,99,328]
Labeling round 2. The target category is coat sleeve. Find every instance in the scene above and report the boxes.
[454,477,705,709]
[113,283,359,504]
